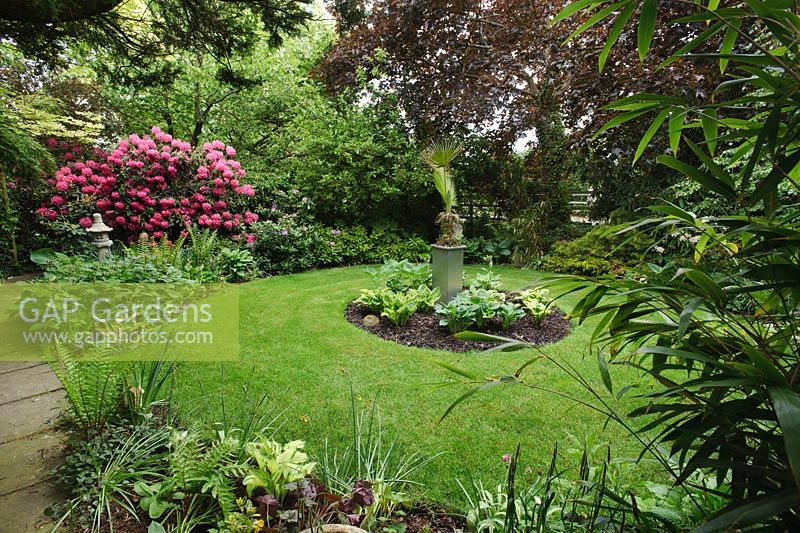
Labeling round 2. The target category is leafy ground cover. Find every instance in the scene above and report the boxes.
[172,265,659,505]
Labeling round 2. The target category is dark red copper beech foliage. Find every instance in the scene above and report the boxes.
[316,0,722,150]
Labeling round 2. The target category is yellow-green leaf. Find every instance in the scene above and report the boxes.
[634,108,669,164]
[599,2,636,71]
[668,109,684,155]
[638,0,659,61]
[719,19,742,73]
[701,109,719,155]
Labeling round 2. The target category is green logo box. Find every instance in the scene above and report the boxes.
[0,283,240,361]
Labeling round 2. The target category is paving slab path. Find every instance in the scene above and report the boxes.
[0,361,66,532]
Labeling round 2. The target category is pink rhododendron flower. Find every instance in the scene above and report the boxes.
[79,217,93,228]
[38,129,257,242]
[236,184,255,196]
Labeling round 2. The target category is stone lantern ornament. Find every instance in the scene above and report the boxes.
[86,213,113,260]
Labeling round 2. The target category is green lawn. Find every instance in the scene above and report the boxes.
[172,265,656,504]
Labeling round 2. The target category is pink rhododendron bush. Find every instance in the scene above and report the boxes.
[37,127,259,243]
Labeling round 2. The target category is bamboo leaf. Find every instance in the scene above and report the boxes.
[675,268,726,305]
[565,1,628,43]
[694,233,710,263]
[552,0,602,25]
[658,21,725,69]
[658,155,737,201]
[598,351,613,394]
[685,138,735,189]
[750,151,800,214]
[638,0,658,62]
[719,19,743,73]
[677,297,704,339]
[634,108,669,163]
[435,362,479,381]
[439,380,507,422]
[768,387,800,490]
[599,2,636,71]
[694,490,798,532]
[742,347,788,385]
[743,263,800,284]
[592,109,653,139]
[701,109,719,155]
[650,203,696,222]
[603,93,683,109]
[668,109,684,155]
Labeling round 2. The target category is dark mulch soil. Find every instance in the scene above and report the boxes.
[5,270,42,282]
[392,505,467,532]
[63,501,148,533]
[345,299,571,353]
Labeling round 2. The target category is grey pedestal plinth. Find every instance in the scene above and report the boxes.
[431,244,465,303]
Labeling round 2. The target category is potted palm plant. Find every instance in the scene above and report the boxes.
[422,139,465,302]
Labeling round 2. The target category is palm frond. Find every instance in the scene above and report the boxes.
[421,139,464,169]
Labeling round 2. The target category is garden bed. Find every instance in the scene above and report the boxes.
[345,299,571,352]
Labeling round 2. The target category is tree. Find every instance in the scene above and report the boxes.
[317,0,719,147]
[0,0,312,67]
[0,109,53,267]
[316,0,723,220]
[1,0,315,149]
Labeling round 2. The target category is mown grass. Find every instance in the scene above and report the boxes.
[172,265,659,504]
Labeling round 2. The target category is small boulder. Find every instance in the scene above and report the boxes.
[363,314,380,327]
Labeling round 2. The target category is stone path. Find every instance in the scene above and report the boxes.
[0,361,66,531]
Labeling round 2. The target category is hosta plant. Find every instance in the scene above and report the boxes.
[355,287,394,314]
[515,287,550,306]
[243,439,316,502]
[523,300,549,326]
[469,269,503,291]
[496,302,525,330]
[217,247,258,282]
[458,287,505,328]
[365,259,431,292]
[406,284,440,313]
[436,287,506,333]
[380,291,418,326]
[435,300,476,333]
[356,285,439,322]
[515,288,552,326]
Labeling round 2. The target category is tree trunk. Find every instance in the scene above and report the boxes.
[162,89,174,137]
[192,83,203,145]
[0,171,18,265]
